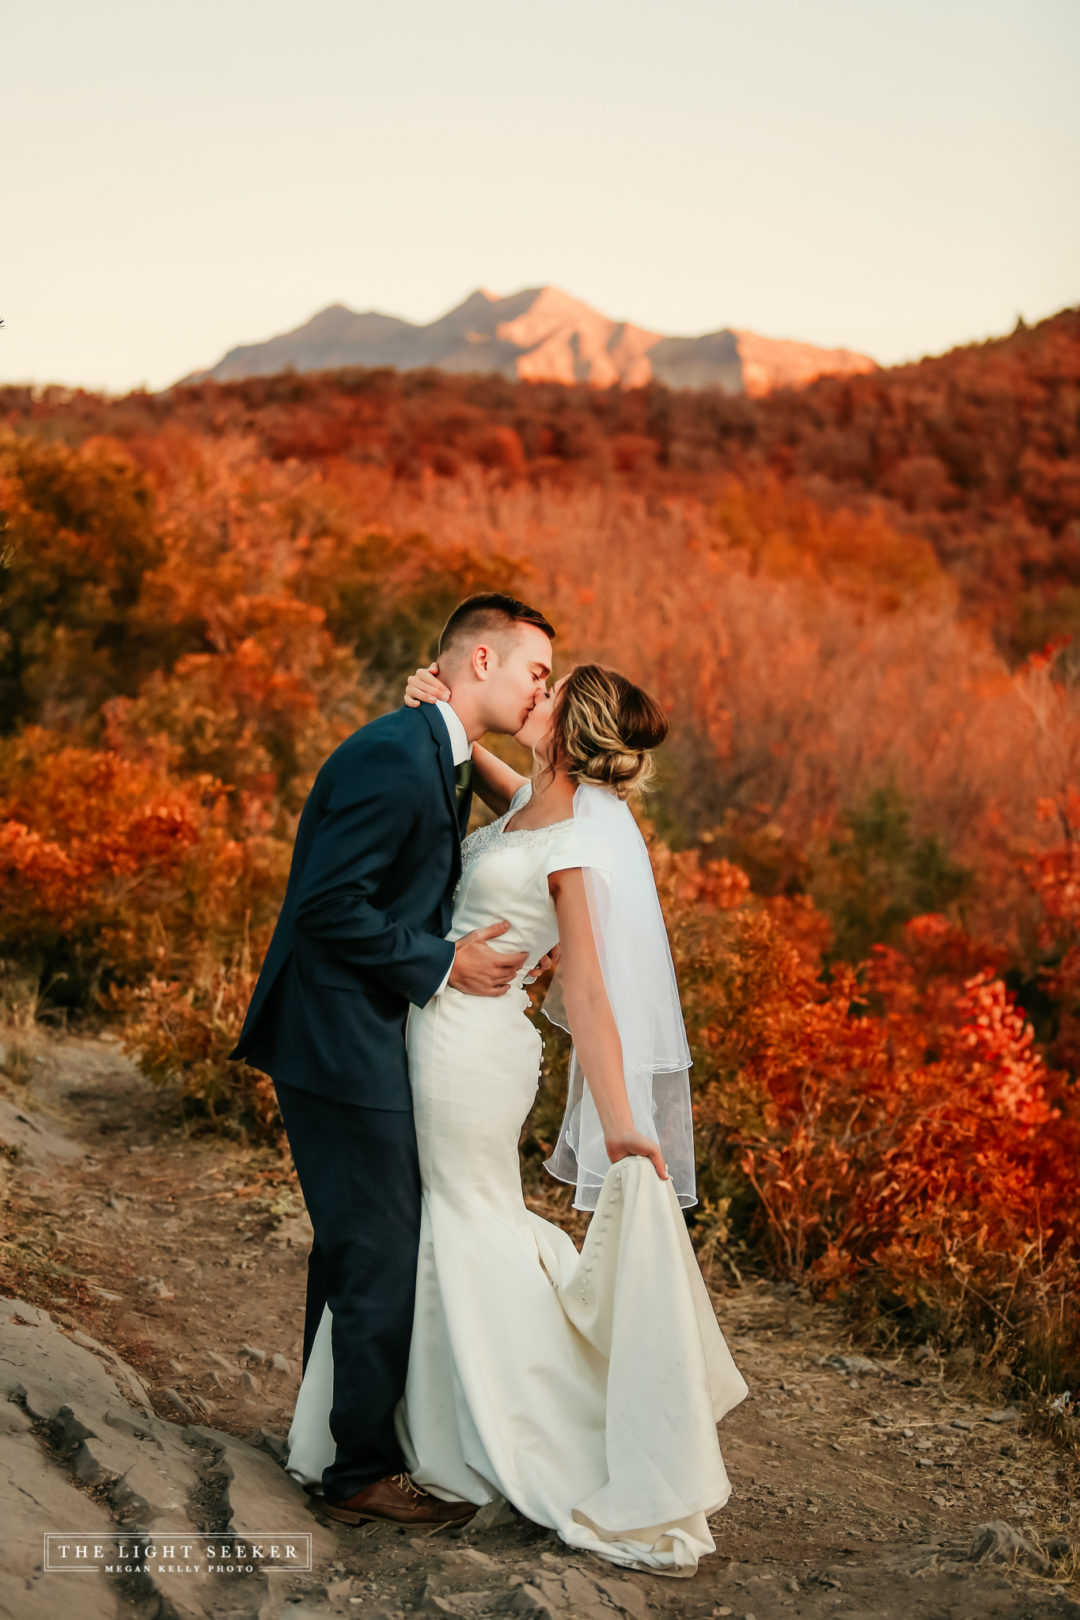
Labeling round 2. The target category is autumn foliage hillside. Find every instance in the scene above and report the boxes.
[3,303,1077,655]
[1,307,1079,1401]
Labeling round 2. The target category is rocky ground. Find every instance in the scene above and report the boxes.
[0,1028,1077,1620]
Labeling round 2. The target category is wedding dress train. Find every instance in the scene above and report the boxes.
[286,784,748,1574]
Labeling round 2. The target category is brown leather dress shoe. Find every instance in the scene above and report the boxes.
[322,1472,477,1527]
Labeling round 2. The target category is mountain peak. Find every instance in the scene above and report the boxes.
[446,287,504,316]
[177,287,878,394]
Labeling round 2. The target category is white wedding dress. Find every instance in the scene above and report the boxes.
[287,783,748,1574]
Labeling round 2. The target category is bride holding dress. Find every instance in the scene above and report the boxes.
[286,661,748,1574]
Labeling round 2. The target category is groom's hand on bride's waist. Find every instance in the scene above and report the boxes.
[448,921,529,996]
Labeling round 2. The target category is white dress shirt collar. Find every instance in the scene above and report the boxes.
[434,699,473,766]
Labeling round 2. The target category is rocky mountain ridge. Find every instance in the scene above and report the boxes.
[177,284,878,395]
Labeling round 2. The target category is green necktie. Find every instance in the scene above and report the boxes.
[454,757,473,803]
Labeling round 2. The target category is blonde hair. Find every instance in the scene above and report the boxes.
[549,664,669,799]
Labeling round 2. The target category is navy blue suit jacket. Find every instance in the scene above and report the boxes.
[230,704,470,1109]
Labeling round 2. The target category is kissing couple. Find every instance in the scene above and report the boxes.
[231,592,748,1575]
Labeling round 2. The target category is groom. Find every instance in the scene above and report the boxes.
[230,592,556,1525]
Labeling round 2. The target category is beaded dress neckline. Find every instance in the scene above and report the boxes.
[498,782,573,839]
[458,784,572,881]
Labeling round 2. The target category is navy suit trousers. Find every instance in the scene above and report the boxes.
[274,1079,421,1501]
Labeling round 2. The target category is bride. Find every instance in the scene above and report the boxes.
[286,660,748,1574]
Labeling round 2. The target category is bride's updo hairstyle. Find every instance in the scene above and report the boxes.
[547,664,668,799]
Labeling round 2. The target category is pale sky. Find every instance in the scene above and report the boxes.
[4,0,1078,395]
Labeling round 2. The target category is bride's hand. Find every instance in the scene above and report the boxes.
[523,942,560,985]
[603,1128,669,1182]
[404,663,451,707]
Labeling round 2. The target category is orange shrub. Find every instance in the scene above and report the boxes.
[0,429,163,730]
[104,599,367,813]
[679,871,1080,1384]
[115,963,282,1142]
[1027,789,1080,1074]
[0,727,288,1006]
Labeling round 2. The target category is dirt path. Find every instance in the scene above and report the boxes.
[2,1030,1078,1619]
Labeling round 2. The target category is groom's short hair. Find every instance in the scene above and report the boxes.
[439,593,555,662]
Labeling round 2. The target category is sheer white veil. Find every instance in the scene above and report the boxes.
[541,781,697,1210]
